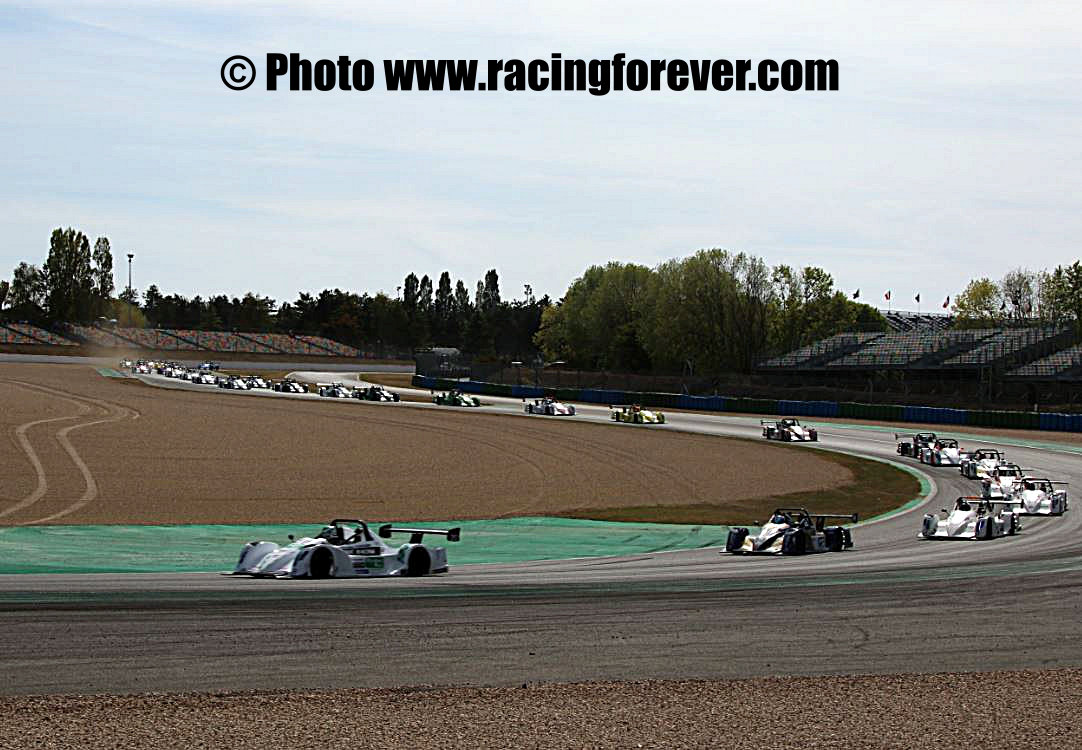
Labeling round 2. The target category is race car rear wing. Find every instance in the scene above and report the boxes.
[772,508,858,530]
[378,524,461,543]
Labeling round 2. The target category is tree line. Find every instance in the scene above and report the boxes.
[5,227,1081,373]
[951,264,1082,329]
[533,249,886,373]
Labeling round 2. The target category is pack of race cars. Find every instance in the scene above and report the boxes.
[890,430,1070,540]
[121,355,1070,570]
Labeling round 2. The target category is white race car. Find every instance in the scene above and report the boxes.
[918,438,964,466]
[960,449,1006,480]
[133,360,153,375]
[218,375,251,390]
[273,378,309,394]
[896,432,937,458]
[981,463,1026,499]
[245,376,272,390]
[1006,477,1069,516]
[524,397,576,416]
[920,496,1020,540]
[724,508,858,555]
[190,371,218,385]
[119,358,134,369]
[230,519,460,578]
[318,382,353,398]
[761,418,818,442]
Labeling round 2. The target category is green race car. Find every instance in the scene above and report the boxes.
[433,389,482,407]
[610,404,666,424]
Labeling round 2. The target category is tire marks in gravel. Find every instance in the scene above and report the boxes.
[0,379,136,524]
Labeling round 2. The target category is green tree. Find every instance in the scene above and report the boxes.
[92,237,115,305]
[952,278,1002,328]
[9,262,47,318]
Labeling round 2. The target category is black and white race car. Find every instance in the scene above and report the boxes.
[244,376,272,390]
[318,382,353,398]
[273,378,308,394]
[761,418,818,442]
[724,508,858,555]
[524,397,575,416]
[920,496,1020,540]
[918,438,964,466]
[982,463,1026,499]
[190,371,218,385]
[353,385,401,402]
[960,449,1007,480]
[896,432,937,458]
[230,519,460,578]
[217,375,251,390]
[1006,477,1069,516]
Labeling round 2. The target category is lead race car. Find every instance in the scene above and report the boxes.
[1005,477,1069,516]
[433,389,481,407]
[920,496,1020,540]
[960,448,1007,480]
[610,404,666,424]
[230,519,460,578]
[725,508,858,555]
[353,384,401,402]
[896,432,938,458]
[524,397,575,416]
[918,437,964,466]
[761,418,818,442]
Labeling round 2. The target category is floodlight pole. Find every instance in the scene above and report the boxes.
[126,253,134,327]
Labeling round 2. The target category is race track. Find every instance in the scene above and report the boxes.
[3,371,1082,695]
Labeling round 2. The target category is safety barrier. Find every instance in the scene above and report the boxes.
[412,375,1082,433]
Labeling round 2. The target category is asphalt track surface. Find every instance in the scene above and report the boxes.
[3,369,1082,695]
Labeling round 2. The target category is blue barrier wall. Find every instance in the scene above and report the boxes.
[413,375,1082,433]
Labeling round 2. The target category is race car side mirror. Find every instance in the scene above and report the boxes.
[288,534,295,541]
[447,528,461,542]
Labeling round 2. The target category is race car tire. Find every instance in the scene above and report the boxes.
[725,527,748,553]
[308,547,335,578]
[658,414,666,424]
[781,530,806,555]
[406,547,431,577]
[921,514,937,538]
[1009,514,1020,535]
[824,527,845,552]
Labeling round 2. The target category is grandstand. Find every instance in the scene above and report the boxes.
[58,323,362,357]
[4,322,77,346]
[1010,345,1082,379]
[827,329,994,368]
[759,332,883,369]
[941,327,1068,368]
[883,311,954,332]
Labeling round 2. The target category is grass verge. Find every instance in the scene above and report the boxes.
[557,451,920,525]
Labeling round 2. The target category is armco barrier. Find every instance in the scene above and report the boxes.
[409,375,1082,433]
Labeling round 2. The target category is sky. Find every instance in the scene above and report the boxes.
[1,1,1080,312]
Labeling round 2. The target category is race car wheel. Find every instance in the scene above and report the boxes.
[725,527,748,553]
[406,548,431,577]
[824,527,845,552]
[308,547,335,578]
[781,530,806,555]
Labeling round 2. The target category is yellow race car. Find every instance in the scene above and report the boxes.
[610,404,666,424]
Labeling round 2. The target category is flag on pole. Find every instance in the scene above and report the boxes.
[942,295,950,309]
[884,290,891,301]
[852,289,860,299]
[915,293,921,303]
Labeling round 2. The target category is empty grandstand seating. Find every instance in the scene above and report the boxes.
[0,325,38,344]
[1010,345,1082,378]
[4,322,77,345]
[759,332,883,368]
[884,311,954,332]
[827,329,995,368]
[296,335,360,357]
[941,327,1066,367]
